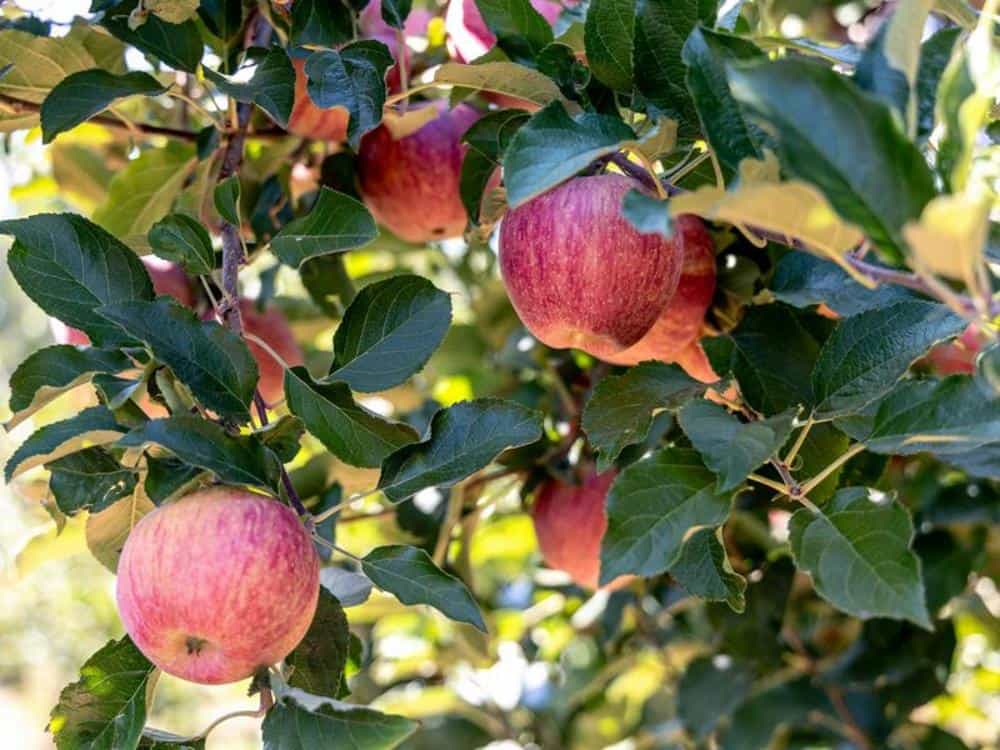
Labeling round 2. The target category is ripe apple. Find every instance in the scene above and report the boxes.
[357,102,480,243]
[236,300,305,406]
[531,468,630,590]
[602,215,718,382]
[287,58,350,142]
[925,324,984,376]
[50,257,194,346]
[116,487,320,685]
[498,174,684,360]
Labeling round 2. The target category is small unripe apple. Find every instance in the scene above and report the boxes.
[357,102,479,243]
[531,468,629,590]
[602,215,718,382]
[499,174,684,360]
[51,257,194,346]
[116,487,320,685]
[236,300,305,406]
[287,58,350,142]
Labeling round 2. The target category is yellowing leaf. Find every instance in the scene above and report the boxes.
[903,192,989,281]
[627,117,678,161]
[382,106,438,140]
[85,488,156,572]
[432,62,567,107]
[880,0,933,135]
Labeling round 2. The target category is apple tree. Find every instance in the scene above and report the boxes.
[0,0,998,747]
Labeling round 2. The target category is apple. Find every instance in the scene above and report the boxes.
[357,102,480,243]
[236,300,305,406]
[925,324,984,376]
[531,468,630,590]
[498,174,684,361]
[116,487,320,685]
[602,215,718,382]
[50,257,194,346]
[287,58,350,142]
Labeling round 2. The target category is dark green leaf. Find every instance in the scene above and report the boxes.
[140,728,206,749]
[584,0,635,92]
[620,189,671,237]
[915,27,961,140]
[728,58,936,258]
[101,0,202,71]
[719,678,831,750]
[600,447,732,584]
[47,447,138,516]
[41,69,167,143]
[262,698,417,750]
[677,655,754,738]
[362,544,487,631]
[795,422,850,504]
[304,42,393,149]
[670,526,747,612]
[7,345,132,429]
[678,401,795,491]
[378,398,543,502]
[148,213,215,275]
[916,530,976,613]
[682,26,765,171]
[5,405,126,482]
[1,213,154,347]
[854,20,913,125]
[789,487,931,628]
[213,174,240,225]
[285,367,418,469]
[286,587,351,698]
[49,636,155,750]
[98,298,258,420]
[632,0,716,139]
[144,454,203,504]
[328,275,452,392]
[198,0,244,44]
[381,0,412,29]
[321,567,373,607]
[460,109,529,222]
[475,0,555,63]
[290,0,354,48]
[582,362,706,471]
[118,416,280,490]
[502,101,635,207]
[203,47,295,128]
[270,187,377,268]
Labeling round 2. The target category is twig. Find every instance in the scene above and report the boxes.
[170,687,273,742]
[433,483,466,565]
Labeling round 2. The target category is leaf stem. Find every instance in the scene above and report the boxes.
[747,473,790,495]
[798,442,865,497]
[783,414,814,467]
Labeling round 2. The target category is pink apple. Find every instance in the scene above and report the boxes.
[925,324,984,376]
[357,102,480,243]
[287,58,350,142]
[116,487,320,685]
[498,174,684,360]
[50,257,194,346]
[602,215,718,382]
[531,468,630,590]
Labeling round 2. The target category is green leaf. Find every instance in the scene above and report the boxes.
[670,526,747,612]
[620,189,671,237]
[47,447,138,516]
[304,42,394,149]
[5,405,126,482]
[144,454,203,504]
[328,275,452,392]
[460,108,529,222]
[93,142,196,240]
[1,213,154,347]
[678,401,796,491]
[719,678,831,750]
[584,0,635,92]
[434,62,566,107]
[378,398,543,502]
[99,298,258,420]
[362,544,487,631]
[262,698,417,750]
[213,174,241,226]
[811,301,964,419]
[285,368,418,469]
[7,345,132,430]
[49,636,156,750]
[474,0,555,63]
[790,487,932,628]
[381,0,412,28]
[286,587,351,699]
[676,655,754,738]
[203,47,295,128]
[118,416,281,490]
[290,0,354,49]
[140,728,205,749]
[41,69,167,143]
[270,187,377,268]
[728,58,936,259]
[148,214,215,275]
[582,362,707,472]
[796,422,851,504]
[600,447,732,584]
[502,101,635,207]
[101,0,203,72]
[682,26,766,171]
[632,0,716,139]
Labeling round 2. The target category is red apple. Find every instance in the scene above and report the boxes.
[288,58,350,142]
[237,300,305,406]
[116,487,319,685]
[50,257,194,346]
[602,215,718,382]
[357,102,480,243]
[498,174,684,360]
[925,324,984,376]
[531,468,630,590]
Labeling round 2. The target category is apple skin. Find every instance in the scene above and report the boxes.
[925,324,983,376]
[288,58,350,142]
[498,174,684,360]
[236,300,305,406]
[602,215,718,382]
[357,102,480,243]
[50,257,194,346]
[531,469,630,590]
[116,487,320,685]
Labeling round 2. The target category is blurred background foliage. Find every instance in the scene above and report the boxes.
[0,0,997,748]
